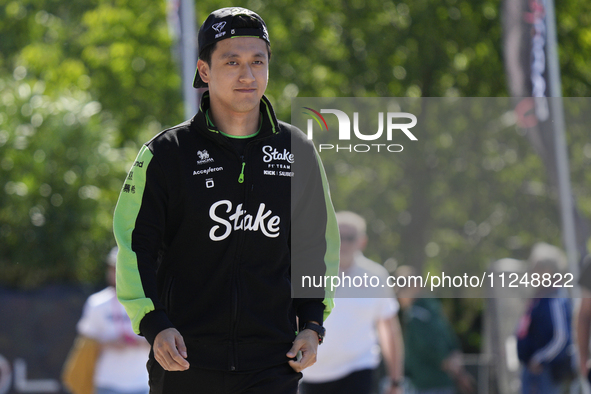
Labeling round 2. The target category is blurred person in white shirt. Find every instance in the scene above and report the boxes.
[77,247,150,394]
[299,211,404,394]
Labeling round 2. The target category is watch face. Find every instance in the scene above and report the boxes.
[303,322,325,342]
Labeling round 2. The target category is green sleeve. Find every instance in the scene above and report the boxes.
[315,148,340,321]
[113,145,169,336]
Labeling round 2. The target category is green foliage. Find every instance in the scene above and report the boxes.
[0,0,183,287]
[202,0,508,119]
[557,1,591,96]
[0,0,184,142]
[0,77,132,287]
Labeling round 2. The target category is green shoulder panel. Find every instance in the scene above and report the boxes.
[314,149,340,321]
[113,145,155,335]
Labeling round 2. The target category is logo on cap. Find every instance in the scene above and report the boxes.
[212,22,226,33]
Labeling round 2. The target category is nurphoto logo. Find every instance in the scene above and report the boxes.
[302,107,418,153]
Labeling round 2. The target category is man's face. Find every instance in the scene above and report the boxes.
[107,265,116,287]
[198,37,269,115]
[338,223,365,262]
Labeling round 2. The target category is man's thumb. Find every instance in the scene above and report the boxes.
[175,333,188,358]
[286,341,300,358]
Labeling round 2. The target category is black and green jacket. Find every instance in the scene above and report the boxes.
[113,93,339,372]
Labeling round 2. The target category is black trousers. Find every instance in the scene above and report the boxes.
[147,359,302,394]
[298,368,374,394]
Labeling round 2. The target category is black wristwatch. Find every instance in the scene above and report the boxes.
[391,378,403,388]
[300,322,326,344]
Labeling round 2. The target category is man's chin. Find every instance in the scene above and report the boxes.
[231,97,263,113]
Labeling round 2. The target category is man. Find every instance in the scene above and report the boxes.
[300,211,404,394]
[516,243,575,393]
[578,254,591,383]
[76,247,150,394]
[396,265,474,394]
[113,7,339,393]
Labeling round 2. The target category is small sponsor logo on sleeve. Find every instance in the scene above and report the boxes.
[123,184,136,194]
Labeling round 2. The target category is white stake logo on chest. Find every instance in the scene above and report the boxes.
[209,200,281,241]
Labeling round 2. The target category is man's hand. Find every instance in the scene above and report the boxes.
[441,351,463,376]
[527,360,543,375]
[286,329,319,372]
[386,385,403,394]
[376,316,404,394]
[455,370,475,394]
[442,351,475,394]
[153,328,190,371]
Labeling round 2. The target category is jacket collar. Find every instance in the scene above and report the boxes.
[192,91,279,141]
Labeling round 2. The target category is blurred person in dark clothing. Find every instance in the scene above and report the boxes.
[396,265,474,394]
[516,243,575,394]
[576,254,591,382]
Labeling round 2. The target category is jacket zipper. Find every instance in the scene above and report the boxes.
[238,160,246,183]
[231,152,249,371]
[227,135,275,371]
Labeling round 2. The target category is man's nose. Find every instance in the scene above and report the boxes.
[239,64,256,83]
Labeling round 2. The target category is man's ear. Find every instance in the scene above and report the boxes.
[359,234,368,251]
[197,59,210,84]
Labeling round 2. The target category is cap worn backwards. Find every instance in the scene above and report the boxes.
[193,7,270,88]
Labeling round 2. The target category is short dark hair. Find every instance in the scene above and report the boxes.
[199,14,272,66]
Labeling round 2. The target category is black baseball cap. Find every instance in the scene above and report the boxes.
[193,7,270,88]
